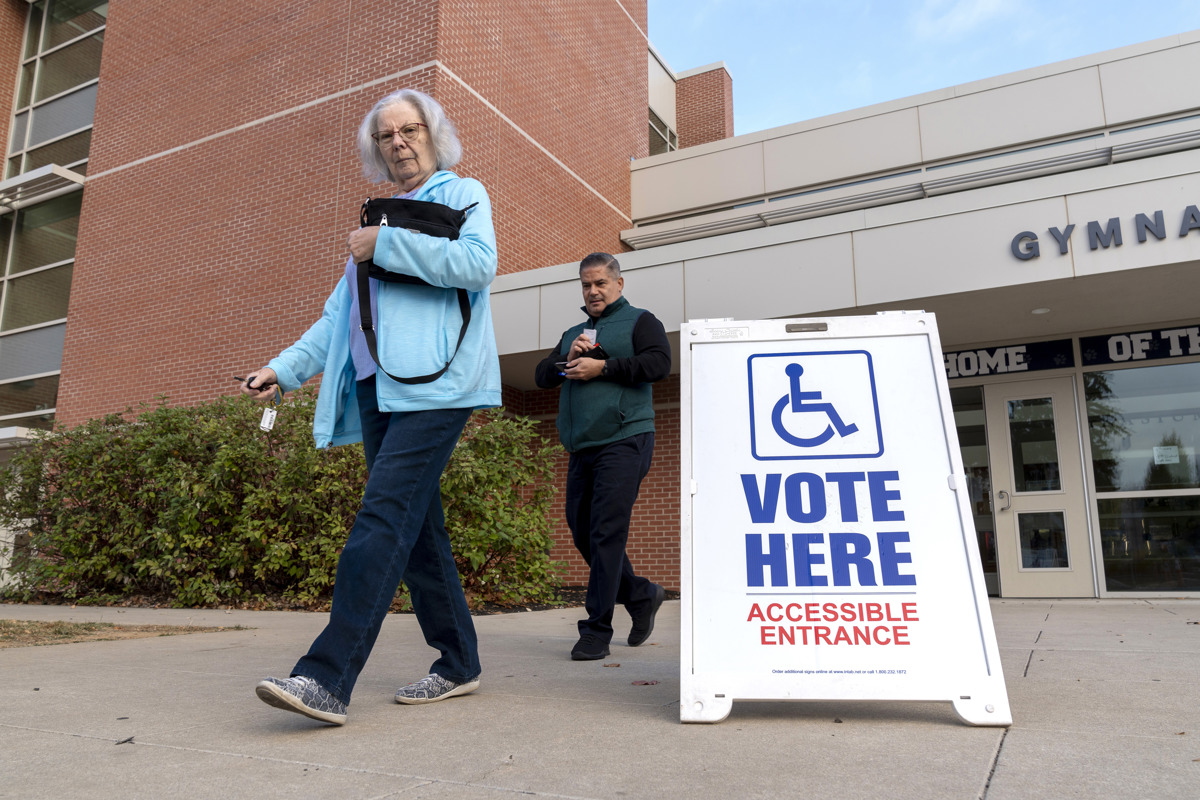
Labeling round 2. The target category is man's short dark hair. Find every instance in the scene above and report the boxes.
[580,252,620,277]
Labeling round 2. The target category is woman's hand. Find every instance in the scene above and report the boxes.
[239,368,281,400]
[348,226,381,263]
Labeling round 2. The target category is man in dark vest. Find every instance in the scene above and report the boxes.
[534,252,672,660]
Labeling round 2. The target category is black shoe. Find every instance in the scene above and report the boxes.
[571,633,610,661]
[628,584,665,647]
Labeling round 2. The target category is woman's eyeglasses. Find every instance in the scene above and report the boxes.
[371,123,426,147]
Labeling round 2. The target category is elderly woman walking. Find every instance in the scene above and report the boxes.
[242,88,499,725]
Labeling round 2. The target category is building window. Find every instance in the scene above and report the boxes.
[649,108,677,157]
[0,0,103,430]
[0,191,79,429]
[6,0,106,180]
[1086,364,1200,591]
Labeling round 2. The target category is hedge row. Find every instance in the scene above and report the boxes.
[0,391,561,609]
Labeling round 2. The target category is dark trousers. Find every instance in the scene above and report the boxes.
[565,431,658,642]
[292,376,480,705]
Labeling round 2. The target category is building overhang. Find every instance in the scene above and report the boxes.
[0,426,36,448]
[0,164,86,213]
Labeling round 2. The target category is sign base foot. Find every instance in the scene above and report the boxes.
[680,693,733,723]
[952,695,1013,726]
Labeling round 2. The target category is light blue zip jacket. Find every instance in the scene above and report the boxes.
[268,171,501,448]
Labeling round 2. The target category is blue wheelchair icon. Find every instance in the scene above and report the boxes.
[771,363,859,447]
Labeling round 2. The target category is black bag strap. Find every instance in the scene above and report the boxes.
[360,197,477,236]
[353,196,478,384]
[356,262,471,385]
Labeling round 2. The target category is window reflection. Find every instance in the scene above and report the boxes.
[1008,397,1061,492]
[8,192,81,275]
[951,386,998,585]
[1086,364,1200,491]
[44,0,107,51]
[1018,511,1069,568]
[0,374,57,418]
[2,265,72,330]
[1099,497,1200,591]
[34,33,103,103]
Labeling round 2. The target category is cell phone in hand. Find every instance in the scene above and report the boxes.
[585,343,609,360]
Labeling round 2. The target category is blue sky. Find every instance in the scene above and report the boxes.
[647,0,1200,135]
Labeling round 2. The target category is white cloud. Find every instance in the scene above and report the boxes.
[910,0,1020,40]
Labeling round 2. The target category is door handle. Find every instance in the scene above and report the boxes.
[997,490,1010,512]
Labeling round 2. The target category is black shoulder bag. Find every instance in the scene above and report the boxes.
[356,197,478,385]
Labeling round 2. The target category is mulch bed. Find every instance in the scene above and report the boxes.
[0,619,239,649]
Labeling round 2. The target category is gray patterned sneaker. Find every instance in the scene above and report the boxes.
[255,676,347,725]
[394,673,480,705]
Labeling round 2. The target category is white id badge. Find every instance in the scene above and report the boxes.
[259,407,277,432]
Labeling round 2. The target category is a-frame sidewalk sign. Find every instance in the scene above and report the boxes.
[679,312,1011,726]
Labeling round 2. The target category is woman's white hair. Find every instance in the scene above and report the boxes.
[357,89,463,184]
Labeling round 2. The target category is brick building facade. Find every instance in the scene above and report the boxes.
[57,0,650,421]
[675,63,734,149]
[0,4,21,151]
[0,0,736,592]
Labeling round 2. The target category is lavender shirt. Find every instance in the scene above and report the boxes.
[346,188,419,380]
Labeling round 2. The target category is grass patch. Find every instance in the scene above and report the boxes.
[0,619,248,648]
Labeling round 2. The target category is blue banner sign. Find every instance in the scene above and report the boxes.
[1080,326,1200,366]
[943,338,1074,378]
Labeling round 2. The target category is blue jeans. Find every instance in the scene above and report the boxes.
[292,376,479,704]
[565,431,658,642]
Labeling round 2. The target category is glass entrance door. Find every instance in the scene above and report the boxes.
[950,387,1000,595]
[984,377,1096,597]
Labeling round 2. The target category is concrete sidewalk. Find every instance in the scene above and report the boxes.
[0,598,1197,800]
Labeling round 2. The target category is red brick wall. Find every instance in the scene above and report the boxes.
[675,66,734,149]
[53,0,679,590]
[0,0,26,160]
[437,0,646,271]
[59,0,649,425]
[83,2,440,172]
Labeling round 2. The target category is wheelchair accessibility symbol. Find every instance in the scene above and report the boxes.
[772,363,859,447]
[748,351,883,460]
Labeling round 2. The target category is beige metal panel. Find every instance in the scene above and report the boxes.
[684,234,855,320]
[623,262,685,330]
[1099,42,1200,125]
[853,197,1074,306]
[539,277,587,350]
[763,109,923,194]
[919,69,1106,162]
[648,51,677,131]
[490,285,540,356]
[945,34,1183,97]
[1064,168,1200,277]
[492,260,579,292]
[631,143,765,220]
[531,263,685,353]
[865,148,1200,229]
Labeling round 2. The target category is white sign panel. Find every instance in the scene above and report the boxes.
[680,313,1011,726]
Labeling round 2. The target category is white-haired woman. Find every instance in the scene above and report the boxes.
[243,89,499,725]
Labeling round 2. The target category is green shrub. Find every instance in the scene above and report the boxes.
[443,411,562,606]
[0,392,561,609]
